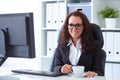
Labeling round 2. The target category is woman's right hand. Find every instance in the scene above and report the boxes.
[61,64,72,74]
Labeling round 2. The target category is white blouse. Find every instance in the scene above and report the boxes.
[68,39,82,66]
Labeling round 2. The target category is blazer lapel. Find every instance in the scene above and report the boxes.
[63,46,71,64]
[77,52,85,65]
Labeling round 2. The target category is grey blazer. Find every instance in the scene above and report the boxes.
[52,44,106,76]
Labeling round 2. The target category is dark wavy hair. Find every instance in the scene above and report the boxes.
[60,11,95,53]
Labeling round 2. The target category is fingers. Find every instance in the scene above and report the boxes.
[61,64,72,74]
[85,71,98,78]
[61,65,98,78]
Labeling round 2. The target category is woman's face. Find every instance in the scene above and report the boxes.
[68,16,84,40]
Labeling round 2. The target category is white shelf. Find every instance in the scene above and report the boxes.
[42,55,53,58]
[41,28,60,31]
[101,28,120,31]
[101,28,120,32]
[67,2,92,7]
[106,60,120,63]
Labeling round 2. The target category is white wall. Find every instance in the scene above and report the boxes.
[0,0,42,70]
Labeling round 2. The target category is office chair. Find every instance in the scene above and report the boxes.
[50,23,106,76]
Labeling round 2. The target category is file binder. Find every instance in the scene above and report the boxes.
[52,3,59,28]
[59,2,66,28]
[113,32,120,61]
[105,63,113,77]
[46,3,53,28]
[105,32,114,61]
[113,64,120,77]
[47,31,58,56]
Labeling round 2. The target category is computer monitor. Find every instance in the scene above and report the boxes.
[0,12,35,66]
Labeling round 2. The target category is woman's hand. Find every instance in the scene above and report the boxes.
[85,71,98,77]
[61,64,72,74]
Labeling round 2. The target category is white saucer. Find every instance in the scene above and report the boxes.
[69,72,86,78]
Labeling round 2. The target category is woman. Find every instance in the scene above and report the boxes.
[53,11,105,77]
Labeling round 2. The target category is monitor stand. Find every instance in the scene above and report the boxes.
[0,29,7,66]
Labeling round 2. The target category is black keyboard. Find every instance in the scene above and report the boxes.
[11,69,62,77]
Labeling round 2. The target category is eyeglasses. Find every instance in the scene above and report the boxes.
[68,23,83,29]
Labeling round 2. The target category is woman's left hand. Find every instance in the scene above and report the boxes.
[85,71,98,78]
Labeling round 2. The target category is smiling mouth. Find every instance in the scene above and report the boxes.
[72,32,78,35]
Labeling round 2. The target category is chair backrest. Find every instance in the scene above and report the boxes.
[90,23,104,49]
[50,23,106,75]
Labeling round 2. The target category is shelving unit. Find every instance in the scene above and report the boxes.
[41,0,66,57]
[102,29,120,77]
[41,0,66,71]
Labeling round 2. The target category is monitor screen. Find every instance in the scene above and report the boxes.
[0,13,35,65]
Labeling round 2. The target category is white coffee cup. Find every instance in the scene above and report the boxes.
[72,66,85,77]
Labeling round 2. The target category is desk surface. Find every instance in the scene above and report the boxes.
[0,68,117,80]
[1,74,105,80]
